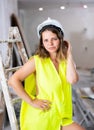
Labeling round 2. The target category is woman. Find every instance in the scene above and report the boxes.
[8,18,85,130]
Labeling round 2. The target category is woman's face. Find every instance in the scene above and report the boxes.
[42,30,60,54]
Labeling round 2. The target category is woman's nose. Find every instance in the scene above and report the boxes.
[48,40,53,45]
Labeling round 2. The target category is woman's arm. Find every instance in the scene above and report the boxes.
[8,57,51,110]
[66,42,79,84]
[8,58,36,105]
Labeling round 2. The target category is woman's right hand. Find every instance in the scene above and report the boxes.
[31,98,51,111]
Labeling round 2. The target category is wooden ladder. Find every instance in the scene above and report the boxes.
[0,27,29,130]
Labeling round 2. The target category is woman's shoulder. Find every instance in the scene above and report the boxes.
[29,55,39,60]
[29,55,50,64]
[33,55,45,61]
[29,55,42,64]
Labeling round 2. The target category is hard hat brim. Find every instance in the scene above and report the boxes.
[37,17,64,38]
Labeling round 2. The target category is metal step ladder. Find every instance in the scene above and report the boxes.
[0,27,29,130]
[72,88,94,127]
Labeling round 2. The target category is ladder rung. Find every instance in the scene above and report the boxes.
[0,39,21,43]
[12,97,21,104]
[6,66,22,72]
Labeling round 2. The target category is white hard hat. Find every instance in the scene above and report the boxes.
[37,17,64,38]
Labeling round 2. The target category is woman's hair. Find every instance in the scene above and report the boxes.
[35,27,68,61]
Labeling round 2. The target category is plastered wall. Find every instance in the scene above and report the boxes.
[19,5,94,69]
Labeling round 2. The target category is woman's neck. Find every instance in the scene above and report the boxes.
[50,54,59,72]
[50,53,57,61]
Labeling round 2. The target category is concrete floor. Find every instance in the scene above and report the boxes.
[73,69,94,129]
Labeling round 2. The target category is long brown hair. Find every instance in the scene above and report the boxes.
[35,27,68,61]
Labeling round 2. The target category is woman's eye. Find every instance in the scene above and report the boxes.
[43,37,58,43]
[53,38,58,40]
[52,37,58,40]
[44,39,48,42]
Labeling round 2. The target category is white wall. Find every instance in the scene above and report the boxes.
[19,5,94,69]
[0,0,18,65]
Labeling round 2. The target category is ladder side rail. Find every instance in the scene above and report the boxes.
[16,41,28,64]
[13,44,22,66]
[11,27,29,64]
[4,42,13,69]
[0,55,19,130]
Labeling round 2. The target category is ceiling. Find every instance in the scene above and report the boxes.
[18,0,94,2]
[18,0,94,9]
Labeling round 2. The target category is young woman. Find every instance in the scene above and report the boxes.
[8,18,85,130]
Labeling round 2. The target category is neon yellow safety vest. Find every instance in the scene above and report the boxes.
[20,55,73,130]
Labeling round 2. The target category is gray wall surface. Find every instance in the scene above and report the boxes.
[0,0,18,65]
[18,4,94,69]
